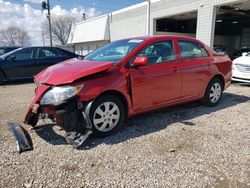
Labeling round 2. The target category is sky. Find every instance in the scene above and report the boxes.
[0,0,144,45]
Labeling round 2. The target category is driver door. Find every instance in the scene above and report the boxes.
[4,48,39,79]
[129,40,182,111]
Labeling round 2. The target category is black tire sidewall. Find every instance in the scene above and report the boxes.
[90,95,125,137]
[203,78,223,106]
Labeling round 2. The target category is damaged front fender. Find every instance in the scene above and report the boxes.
[24,85,50,127]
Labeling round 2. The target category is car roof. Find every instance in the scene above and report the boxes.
[127,35,198,41]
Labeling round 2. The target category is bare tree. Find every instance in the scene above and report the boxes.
[0,27,31,46]
[42,15,76,45]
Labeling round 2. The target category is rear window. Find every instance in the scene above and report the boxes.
[178,40,208,59]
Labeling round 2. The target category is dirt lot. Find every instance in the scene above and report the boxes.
[0,82,249,188]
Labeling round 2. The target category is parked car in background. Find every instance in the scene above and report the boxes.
[231,48,250,60]
[213,45,226,55]
[0,46,80,84]
[20,36,232,150]
[232,52,250,83]
[0,46,20,56]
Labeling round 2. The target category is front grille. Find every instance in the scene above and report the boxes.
[235,64,250,73]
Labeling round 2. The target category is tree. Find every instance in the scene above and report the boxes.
[42,15,76,45]
[0,27,31,46]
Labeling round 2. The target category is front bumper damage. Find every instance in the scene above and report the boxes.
[55,99,93,148]
[9,96,94,153]
[8,122,33,153]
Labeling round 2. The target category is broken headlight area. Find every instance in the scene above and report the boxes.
[40,85,84,106]
[39,97,93,148]
[10,97,93,153]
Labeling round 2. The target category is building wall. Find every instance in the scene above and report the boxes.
[68,15,110,44]
[70,0,244,52]
[109,0,242,47]
[110,2,148,41]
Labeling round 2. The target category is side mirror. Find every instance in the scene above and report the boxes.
[242,52,248,56]
[132,56,149,67]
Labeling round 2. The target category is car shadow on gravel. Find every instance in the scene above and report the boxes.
[33,91,250,150]
[34,124,67,145]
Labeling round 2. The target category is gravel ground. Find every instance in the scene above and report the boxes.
[0,81,249,188]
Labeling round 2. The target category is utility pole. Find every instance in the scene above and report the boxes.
[42,0,53,47]
[147,0,151,36]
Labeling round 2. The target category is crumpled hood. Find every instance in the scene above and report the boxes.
[35,58,113,85]
[233,56,250,65]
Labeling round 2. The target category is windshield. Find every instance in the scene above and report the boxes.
[84,39,144,63]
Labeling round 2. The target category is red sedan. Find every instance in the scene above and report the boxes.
[21,36,232,149]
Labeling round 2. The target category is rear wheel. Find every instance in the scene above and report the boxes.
[202,78,223,106]
[0,72,5,85]
[90,95,125,137]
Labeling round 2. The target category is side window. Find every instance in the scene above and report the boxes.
[178,40,208,59]
[137,40,176,64]
[0,49,5,56]
[11,48,37,61]
[40,48,65,58]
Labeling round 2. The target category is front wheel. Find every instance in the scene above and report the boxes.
[202,78,223,106]
[90,95,125,137]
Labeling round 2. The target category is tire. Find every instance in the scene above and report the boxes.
[89,95,125,137]
[0,72,5,85]
[202,78,223,107]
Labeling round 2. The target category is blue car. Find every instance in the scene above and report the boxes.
[0,46,79,84]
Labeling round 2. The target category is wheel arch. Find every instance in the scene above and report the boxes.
[96,90,129,117]
[210,74,225,90]
[202,74,225,98]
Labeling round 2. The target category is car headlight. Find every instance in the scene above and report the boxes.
[40,85,84,105]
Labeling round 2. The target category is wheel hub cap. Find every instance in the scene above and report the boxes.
[209,83,222,103]
[93,102,120,132]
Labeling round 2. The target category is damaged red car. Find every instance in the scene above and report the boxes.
[12,36,232,151]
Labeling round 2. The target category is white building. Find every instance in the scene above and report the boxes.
[68,0,250,56]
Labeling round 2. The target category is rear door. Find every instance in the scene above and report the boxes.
[37,47,68,74]
[130,40,182,111]
[177,40,212,98]
[3,48,39,79]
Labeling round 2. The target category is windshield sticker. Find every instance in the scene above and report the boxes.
[128,39,144,43]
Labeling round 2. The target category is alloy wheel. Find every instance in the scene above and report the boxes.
[209,83,222,103]
[93,102,120,132]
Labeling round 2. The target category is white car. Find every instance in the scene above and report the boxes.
[232,52,250,83]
